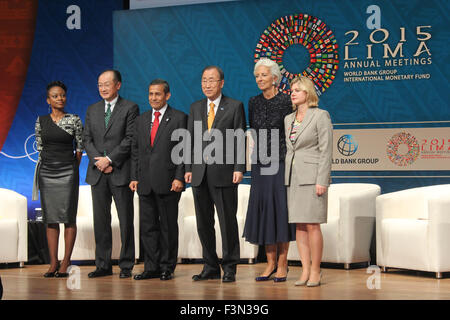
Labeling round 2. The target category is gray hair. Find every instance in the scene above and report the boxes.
[254,58,282,87]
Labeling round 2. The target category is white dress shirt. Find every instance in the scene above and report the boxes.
[152,104,168,124]
[207,94,222,117]
[105,95,119,112]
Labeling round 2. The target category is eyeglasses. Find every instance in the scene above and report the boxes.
[201,79,222,85]
[97,82,115,89]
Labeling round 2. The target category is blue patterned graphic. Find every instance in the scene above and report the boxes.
[0,0,123,217]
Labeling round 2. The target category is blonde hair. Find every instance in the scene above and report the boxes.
[290,76,319,110]
[254,58,282,87]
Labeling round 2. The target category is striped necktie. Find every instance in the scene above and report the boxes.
[105,103,112,127]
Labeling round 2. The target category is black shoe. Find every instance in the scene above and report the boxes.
[133,271,160,280]
[222,272,236,283]
[119,269,132,278]
[43,263,60,278]
[192,270,221,281]
[88,268,113,278]
[43,271,57,278]
[160,271,173,281]
[55,272,69,278]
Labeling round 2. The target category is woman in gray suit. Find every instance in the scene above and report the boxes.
[284,76,332,287]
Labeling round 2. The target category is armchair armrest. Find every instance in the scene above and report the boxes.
[338,186,380,262]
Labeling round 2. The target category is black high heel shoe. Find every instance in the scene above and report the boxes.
[43,263,60,278]
[255,268,277,281]
[55,263,71,278]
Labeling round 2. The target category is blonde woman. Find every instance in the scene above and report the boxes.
[284,76,332,287]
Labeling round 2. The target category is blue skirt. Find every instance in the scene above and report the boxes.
[243,162,296,245]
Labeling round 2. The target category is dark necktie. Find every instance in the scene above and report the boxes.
[150,111,161,146]
[105,103,112,127]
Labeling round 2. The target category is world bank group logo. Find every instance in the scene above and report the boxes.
[337,134,358,156]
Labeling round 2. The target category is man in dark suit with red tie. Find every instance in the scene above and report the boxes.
[84,70,139,279]
[130,79,187,281]
[185,66,246,283]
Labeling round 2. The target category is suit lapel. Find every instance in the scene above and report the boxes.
[292,108,317,146]
[104,96,123,136]
[97,101,107,133]
[152,106,171,148]
[144,111,153,151]
[211,95,227,129]
[200,98,208,130]
[286,112,296,147]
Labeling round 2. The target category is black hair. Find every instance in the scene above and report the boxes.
[149,78,170,94]
[99,69,122,83]
[201,65,224,80]
[46,81,67,96]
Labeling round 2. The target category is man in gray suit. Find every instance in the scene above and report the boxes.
[185,66,246,283]
[84,69,139,279]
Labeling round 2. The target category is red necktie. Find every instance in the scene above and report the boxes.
[150,111,161,146]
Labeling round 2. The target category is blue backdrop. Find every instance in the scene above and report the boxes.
[0,0,123,217]
[114,0,450,195]
[0,0,449,218]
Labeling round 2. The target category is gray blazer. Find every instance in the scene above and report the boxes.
[284,107,333,187]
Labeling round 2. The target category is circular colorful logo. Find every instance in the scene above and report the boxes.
[386,132,420,166]
[254,13,339,95]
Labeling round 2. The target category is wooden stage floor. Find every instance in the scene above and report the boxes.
[1,262,449,300]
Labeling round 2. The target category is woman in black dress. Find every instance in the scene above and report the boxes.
[243,58,295,282]
[33,81,83,278]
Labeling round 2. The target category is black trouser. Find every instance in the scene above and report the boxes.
[192,169,240,274]
[139,190,181,273]
[91,174,135,271]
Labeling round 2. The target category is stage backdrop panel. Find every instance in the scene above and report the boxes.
[114,0,449,194]
[0,0,123,217]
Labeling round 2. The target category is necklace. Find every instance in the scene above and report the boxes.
[51,113,65,123]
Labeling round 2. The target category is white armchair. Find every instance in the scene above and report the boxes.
[58,185,140,261]
[288,183,381,269]
[0,188,27,266]
[376,184,450,278]
[177,184,258,263]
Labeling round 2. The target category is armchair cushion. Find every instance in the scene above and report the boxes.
[0,188,28,264]
[288,183,380,266]
[376,184,450,274]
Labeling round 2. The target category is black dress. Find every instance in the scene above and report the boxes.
[243,92,296,245]
[34,114,83,224]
